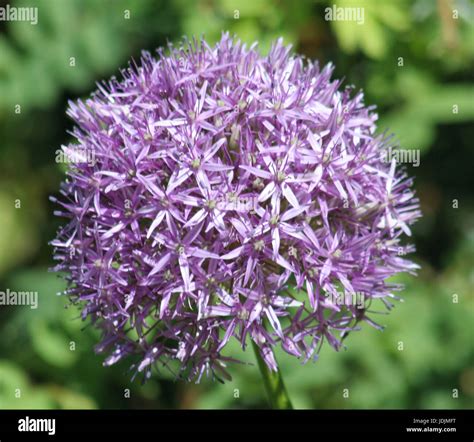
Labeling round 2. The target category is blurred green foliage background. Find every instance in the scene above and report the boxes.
[0,0,473,409]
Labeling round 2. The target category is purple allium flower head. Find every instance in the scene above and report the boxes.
[51,34,421,382]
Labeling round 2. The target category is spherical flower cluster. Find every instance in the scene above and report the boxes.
[51,34,421,382]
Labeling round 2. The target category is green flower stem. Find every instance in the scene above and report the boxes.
[252,341,293,409]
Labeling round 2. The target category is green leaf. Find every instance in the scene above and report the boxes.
[29,319,77,368]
